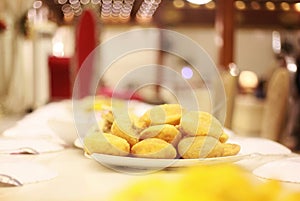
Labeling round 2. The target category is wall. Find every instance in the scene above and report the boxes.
[99,25,279,84]
[1,24,281,113]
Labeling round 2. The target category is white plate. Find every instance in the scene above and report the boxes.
[91,153,249,169]
[74,138,84,149]
[253,156,300,183]
[76,128,292,170]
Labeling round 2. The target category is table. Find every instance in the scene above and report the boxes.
[0,148,143,201]
[1,147,300,201]
[1,101,300,201]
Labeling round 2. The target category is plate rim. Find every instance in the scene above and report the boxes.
[91,153,249,169]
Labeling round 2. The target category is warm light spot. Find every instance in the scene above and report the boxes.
[136,14,152,23]
[71,1,81,9]
[280,2,290,11]
[238,71,259,90]
[33,1,42,9]
[61,4,72,13]
[74,8,83,16]
[58,0,68,4]
[228,63,240,77]
[186,0,212,5]
[69,0,79,4]
[64,13,74,22]
[80,0,90,5]
[287,63,297,72]
[266,1,275,11]
[119,16,130,23]
[52,42,64,57]
[91,0,101,4]
[205,1,215,9]
[181,67,193,79]
[294,3,300,12]
[235,1,246,10]
[272,31,281,55]
[173,0,185,9]
[250,1,261,10]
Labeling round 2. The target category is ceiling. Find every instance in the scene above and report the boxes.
[40,0,300,28]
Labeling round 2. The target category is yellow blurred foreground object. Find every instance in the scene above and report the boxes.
[109,164,300,201]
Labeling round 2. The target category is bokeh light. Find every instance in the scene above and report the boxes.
[181,66,193,79]
[238,70,259,91]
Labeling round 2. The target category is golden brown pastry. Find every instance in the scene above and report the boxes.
[180,111,223,139]
[221,143,241,157]
[139,124,182,146]
[111,116,140,147]
[178,136,240,159]
[84,132,130,156]
[102,110,114,124]
[84,102,240,160]
[139,104,183,127]
[219,132,229,143]
[131,138,177,159]
[178,136,224,159]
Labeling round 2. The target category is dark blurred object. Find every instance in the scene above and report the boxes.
[0,19,6,32]
[281,40,294,55]
[271,31,300,151]
[254,79,266,99]
[281,56,300,152]
[295,59,300,94]
[48,56,71,100]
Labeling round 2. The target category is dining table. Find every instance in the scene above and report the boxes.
[0,148,148,201]
[0,99,300,201]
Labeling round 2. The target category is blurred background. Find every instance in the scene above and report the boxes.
[0,0,300,151]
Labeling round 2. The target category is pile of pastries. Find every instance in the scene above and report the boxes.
[84,104,240,159]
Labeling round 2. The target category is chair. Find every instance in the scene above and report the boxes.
[48,10,98,101]
[72,9,98,99]
[221,70,238,129]
[260,68,290,141]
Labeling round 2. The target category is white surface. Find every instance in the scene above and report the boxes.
[2,101,74,147]
[47,118,78,145]
[0,155,57,185]
[0,149,299,201]
[228,136,291,155]
[253,156,300,183]
[0,137,64,153]
[0,149,139,201]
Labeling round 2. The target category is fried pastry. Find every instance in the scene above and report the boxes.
[178,136,240,159]
[139,104,183,127]
[219,132,229,143]
[131,138,177,159]
[84,132,130,156]
[178,136,224,159]
[180,111,223,140]
[221,143,241,157]
[111,115,140,147]
[102,110,114,123]
[139,124,182,146]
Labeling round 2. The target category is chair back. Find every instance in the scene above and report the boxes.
[72,9,98,98]
[260,68,290,141]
